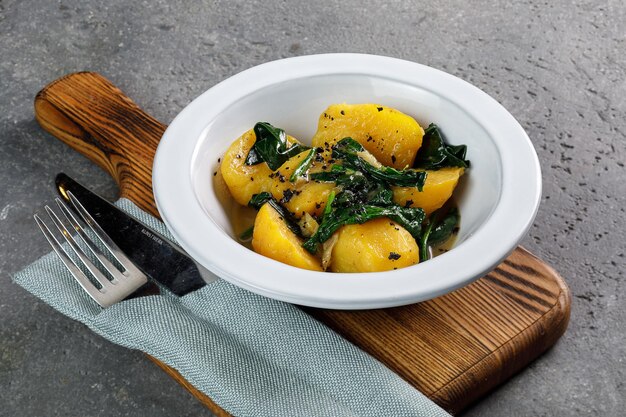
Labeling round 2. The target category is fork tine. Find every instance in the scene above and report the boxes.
[44,205,115,290]
[34,214,112,307]
[55,198,125,282]
[66,191,141,276]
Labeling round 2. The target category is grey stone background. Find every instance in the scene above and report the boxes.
[1,0,624,415]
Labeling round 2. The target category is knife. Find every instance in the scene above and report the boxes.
[55,173,215,295]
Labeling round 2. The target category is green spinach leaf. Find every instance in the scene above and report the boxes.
[245,122,310,170]
[418,219,435,262]
[367,184,394,206]
[312,165,374,207]
[239,226,254,241]
[248,191,273,209]
[321,191,336,218]
[418,207,460,261]
[428,207,459,245]
[333,138,427,189]
[289,148,316,182]
[413,124,470,170]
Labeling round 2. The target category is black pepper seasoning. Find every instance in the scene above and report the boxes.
[388,252,401,261]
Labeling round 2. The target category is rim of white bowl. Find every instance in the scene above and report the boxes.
[153,53,541,309]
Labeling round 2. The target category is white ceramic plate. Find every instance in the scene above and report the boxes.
[153,53,541,309]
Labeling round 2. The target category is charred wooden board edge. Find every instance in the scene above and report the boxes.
[429,248,571,414]
[34,72,163,217]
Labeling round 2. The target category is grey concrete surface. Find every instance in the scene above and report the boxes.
[1,0,624,415]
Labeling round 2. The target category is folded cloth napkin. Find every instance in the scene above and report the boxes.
[14,199,451,417]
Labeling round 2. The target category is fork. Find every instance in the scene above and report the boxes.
[34,191,153,307]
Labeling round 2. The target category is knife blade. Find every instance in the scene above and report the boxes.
[55,173,215,295]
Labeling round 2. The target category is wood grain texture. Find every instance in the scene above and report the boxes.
[34,72,571,416]
[35,72,164,217]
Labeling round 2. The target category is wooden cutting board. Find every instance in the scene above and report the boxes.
[34,72,571,416]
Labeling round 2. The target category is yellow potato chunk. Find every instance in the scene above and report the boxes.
[392,167,464,216]
[220,129,274,206]
[220,129,306,206]
[252,203,323,271]
[264,150,337,218]
[281,182,336,218]
[329,218,419,273]
[221,130,337,218]
[312,103,424,169]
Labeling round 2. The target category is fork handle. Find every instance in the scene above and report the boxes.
[34,72,163,218]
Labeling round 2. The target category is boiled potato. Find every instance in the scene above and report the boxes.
[281,182,336,218]
[263,150,338,218]
[329,218,419,273]
[220,129,310,206]
[220,129,276,206]
[393,167,464,216]
[252,203,323,271]
[221,129,337,217]
[312,103,424,169]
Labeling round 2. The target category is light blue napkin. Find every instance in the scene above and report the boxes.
[13,199,451,417]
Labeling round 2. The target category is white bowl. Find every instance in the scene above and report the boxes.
[153,53,541,309]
